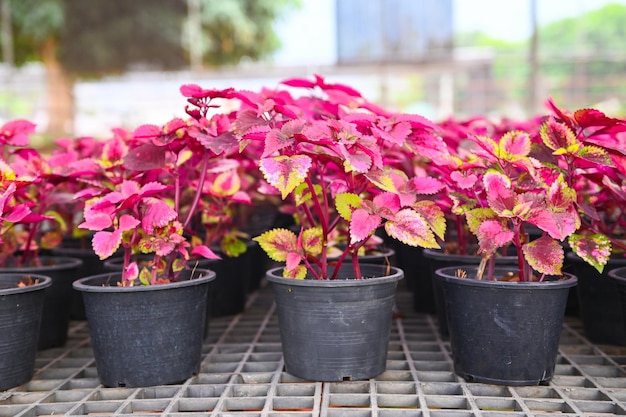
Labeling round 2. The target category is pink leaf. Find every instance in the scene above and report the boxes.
[476,220,514,254]
[0,119,36,146]
[119,214,140,232]
[528,206,579,241]
[450,171,478,189]
[78,212,112,231]
[179,83,205,98]
[2,204,31,223]
[191,245,221,260]
[373,192,401,214]
[92,229,122,260]
[285,251,303,273]
[142,198,177,234]
[133,124,162,140]
[120,180,141,198]
[484,171,516,215]
[350,208,381,244]
[411,176,444,195]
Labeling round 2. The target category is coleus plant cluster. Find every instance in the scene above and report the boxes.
[435,99,626,281]
[75,85,252,286]
[0,119,85,267]
[2,75,624,285]
[236,75,449,279]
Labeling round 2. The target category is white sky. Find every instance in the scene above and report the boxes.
[273,0,626,65]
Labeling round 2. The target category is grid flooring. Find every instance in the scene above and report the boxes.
[2,282,626,417]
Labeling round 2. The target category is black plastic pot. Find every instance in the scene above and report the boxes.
[608,266,626,338]
[52,243,114,320]
[394,244,435,313]
[567,252,626,345]
[73,268,215,388]
[423,249,516,338]
[0,274,51,390]
[435,265,577,386]
[1,256,83,350]
[267,264,403,382]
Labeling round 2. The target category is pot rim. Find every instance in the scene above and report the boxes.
[266,264,404,287]
[73,268,216,293]
[608,266,626,281]
[423,248,516,262]
[435,265,577,289]
[0,273,52,295]
[0,256,83,272]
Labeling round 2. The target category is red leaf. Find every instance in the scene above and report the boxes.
[124,143,166,171]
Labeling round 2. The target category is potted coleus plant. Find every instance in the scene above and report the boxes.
[544,99,626,346]
[0,120,62,387]
[0,119,83,351]
[72,85,252,387]
[432,104,619,385]
[237,75,448,381]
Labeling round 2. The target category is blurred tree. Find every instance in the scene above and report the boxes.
[4,0,299,135]
[187,0,299,67]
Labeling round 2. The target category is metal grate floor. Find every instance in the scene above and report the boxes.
[2,281,626,417]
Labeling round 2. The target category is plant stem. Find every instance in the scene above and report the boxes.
[183,152,209,230]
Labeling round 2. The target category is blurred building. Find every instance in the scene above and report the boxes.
[336,0,453,65]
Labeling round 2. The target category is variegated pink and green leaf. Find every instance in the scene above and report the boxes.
[568,232,612,273]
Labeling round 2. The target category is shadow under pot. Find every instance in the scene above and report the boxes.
[73,268,215,388]
[435,265,577,386]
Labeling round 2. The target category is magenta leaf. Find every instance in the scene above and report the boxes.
[350,208,381,244]
[191,245,221,260]
[373,120,411,146]
[484,171,516,215]
[0,119,36,146]
[263,120,304,157]
[522,236,564,275]
[476,220,514,254]
[119,214,140,232]
[133,124,162,140]
[78,212,112,231]
[410,176,444,195]
[141,198,177,235]
[92,229,122,260]
[450,170,478,189]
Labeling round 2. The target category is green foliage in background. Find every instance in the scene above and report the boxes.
[454,3,626,112]
[191,0,300,65]
[5,0,300,74]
